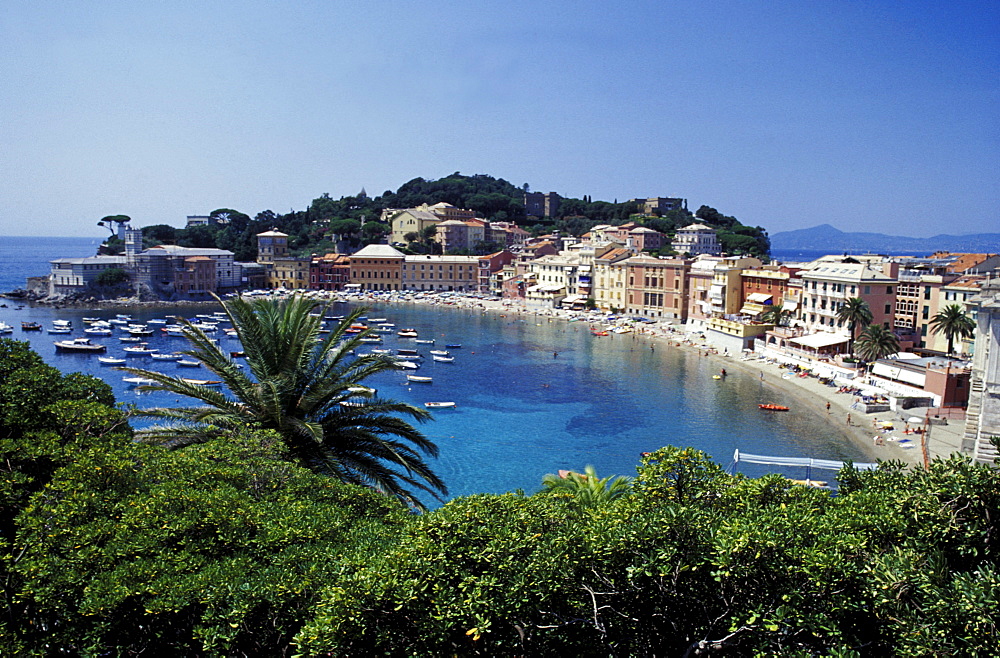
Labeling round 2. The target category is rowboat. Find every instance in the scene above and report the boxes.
[428,350,450,357]
[407,375,433,383]
[54,338,106,353]
[432,355,455,363]
[20,321,42,331]
[445,344,462,349]
[98,356,126,365]
[84,327,113,336]
[397,329,419,338]
[0,322,12,334]
[424,401,455,408]
[758,403,790,411]
[414,339,435,344]
[393,360,419,370]
[176,359,202,367]
[151,352,184,361]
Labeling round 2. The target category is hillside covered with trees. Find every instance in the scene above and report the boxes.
[101,173,769,260]
[1,332,996,655]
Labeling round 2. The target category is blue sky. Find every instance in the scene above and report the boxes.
[1,0,996,238]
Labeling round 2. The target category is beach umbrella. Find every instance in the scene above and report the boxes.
[907,417,924,424]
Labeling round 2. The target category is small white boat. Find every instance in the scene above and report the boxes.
[397,329,418,338]
[414,339,435,344]
[151,352,184,361]
[54,337,106,353]
[395,354,422,361]
[119,336,142,342]
[407,375,433,383]
[48,325,72,334]
[368,318,388,323]
[176,359,201,367]
[147,319,167,325]
[123,376,158,386]
[0,322,13,334]
[424,401,455,408]
[359,336,383,343]
[428,350,450,357]
[98,356,126,365]
[123,344,158,355]
[432,355,455,363]
[84,327,113,336]
[394,360,419,370]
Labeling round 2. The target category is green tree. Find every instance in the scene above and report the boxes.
[96,214,131,237]
[836,297,873,355]
[759,305,793,327]
[854,324,900,363]
[123,295,446,509]
[929,303,976,356]
[540,465,632,508]
[93,267,129,287]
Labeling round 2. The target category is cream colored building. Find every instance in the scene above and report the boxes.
[672,223,721,257]
[401,254,479,291]
[593,247,632,311]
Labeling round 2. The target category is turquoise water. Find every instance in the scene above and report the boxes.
[0,236,868,502]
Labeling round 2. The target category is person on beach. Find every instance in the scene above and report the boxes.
[760,371,764,381]
[826,401,831,413]
[847,413,852,426]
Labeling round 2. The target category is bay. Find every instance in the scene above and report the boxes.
[1,236,869,502]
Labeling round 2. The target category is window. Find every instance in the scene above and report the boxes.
[864,285,871,295]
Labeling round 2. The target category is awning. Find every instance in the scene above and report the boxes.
[739,302,766,315]
[561,294,587,305]
[782,300,798,311]
[747,292,773,303]
[789,333,850,349]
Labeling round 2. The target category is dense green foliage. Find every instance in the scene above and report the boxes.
[7,342,993,655]
[126,173,769,261]
[125,295,445,509]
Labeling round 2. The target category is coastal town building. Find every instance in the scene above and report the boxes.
[490,222,530,249]
[173,256,216,296]
[798,258,898,340]
[592,247,632,311]
[629,197,686,216]
[47,255,127,296]
[477,251,515,294]
[740,267,798,319]
[402,254,479,291]
[964,274,1000,464]
[310,253,351,291]
[435,218,488,253]
[349,244,405,291]
[523,191,561,218]
[624,256,688,321]
[133,246,238,297]
[671,223,721,257]
[386,202,477,246]
[256,230,289,265]
[268,256,311,290]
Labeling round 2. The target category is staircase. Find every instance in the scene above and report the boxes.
[964,376,999,466]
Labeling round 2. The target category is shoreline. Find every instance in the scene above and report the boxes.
[374,293,934,466]
[10,289,955,465]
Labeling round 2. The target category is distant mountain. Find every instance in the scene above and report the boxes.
[770,224,1000,254]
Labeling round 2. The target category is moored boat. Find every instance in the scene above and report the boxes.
[20,321,42,331]
[54,337,106,353]
[758,403,790,411]
[407,375,433,383]
[0,322,13,334]
[432,355,455,363]
[123,376,158,386]
[181,378,222,387]
[424,401,455,408]
[176,359,202,367]
[414,338,435,344]
[397,329,418,338]
[98,356,126,365]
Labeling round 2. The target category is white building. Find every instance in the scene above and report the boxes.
[671,223,721,257]
[48,255,127,296]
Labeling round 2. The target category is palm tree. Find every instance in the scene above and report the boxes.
[541,465,632,507]
[122,294,447,509]
[836,297,873,355]
[760,306,793,327]
[928,304,976,356]
[853,324,900,364]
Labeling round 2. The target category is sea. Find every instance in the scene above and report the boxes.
[1,236,871,502]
